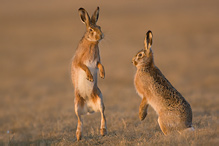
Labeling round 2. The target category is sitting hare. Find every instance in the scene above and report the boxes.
[132,30,194,135]
[71,7,107,141]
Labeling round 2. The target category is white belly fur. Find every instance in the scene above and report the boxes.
[76,60,99,114]
[77,60,97,99]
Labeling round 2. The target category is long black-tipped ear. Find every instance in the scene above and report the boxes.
[78,8,90,27]
[91,7,99,24]
[144,30,153,51]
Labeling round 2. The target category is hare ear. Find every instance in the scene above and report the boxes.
[78,8,90,27]
[144,30,153,52]
[91,7,99,24]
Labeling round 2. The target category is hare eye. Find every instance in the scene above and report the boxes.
[89,28,93,32]
[138,53,142,57]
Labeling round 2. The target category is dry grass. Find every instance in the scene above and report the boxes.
[0,0,218,145]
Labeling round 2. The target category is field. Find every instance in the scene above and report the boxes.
[0,0,218,145]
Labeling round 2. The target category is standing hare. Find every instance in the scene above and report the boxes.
[71,7,107,141]
[132,30,194,135]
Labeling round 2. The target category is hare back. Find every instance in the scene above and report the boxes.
[75,60,98,99]
[134,68,191,115]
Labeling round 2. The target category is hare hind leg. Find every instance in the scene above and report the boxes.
[98,94,107,136]
[158,117,170,135]
[99,100,107,136]
[75,114,82,141]
[74,92,85,141]
[92,89,107,136]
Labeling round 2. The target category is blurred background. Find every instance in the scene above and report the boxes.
[0,0,218,145]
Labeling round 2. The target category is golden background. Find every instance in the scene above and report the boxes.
[0,0,218,145]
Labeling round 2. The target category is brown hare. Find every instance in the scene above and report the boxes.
[132,30,194,135]
[71,7,107,141]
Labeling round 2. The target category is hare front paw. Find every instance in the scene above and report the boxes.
[86,73,94,82]
[139,110,147,121]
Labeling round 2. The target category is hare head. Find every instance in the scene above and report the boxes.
[78,7,103,42]
[132,30,154,67]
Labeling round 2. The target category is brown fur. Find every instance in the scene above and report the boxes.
[132,30,193,135]
[71,7,107,141]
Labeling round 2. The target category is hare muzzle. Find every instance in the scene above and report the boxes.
[132,57,137,66]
